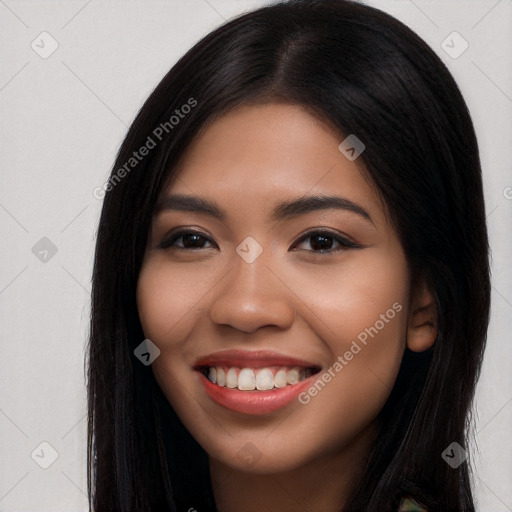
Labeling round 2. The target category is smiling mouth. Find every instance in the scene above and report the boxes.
[193,350,323,414]
[197,365,321,391]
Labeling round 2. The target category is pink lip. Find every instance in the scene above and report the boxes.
[193,349,321,415]
[197,372,316,415]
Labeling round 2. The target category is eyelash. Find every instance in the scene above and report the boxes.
[156,228,361,254]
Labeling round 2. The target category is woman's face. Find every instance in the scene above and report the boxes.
[136,102,411,473]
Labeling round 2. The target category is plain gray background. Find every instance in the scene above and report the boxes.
[1,0,511,510]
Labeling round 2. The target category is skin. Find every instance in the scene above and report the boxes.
[136,103,437,511]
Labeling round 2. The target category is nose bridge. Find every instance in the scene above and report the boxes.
[209,237,295,331]
[233,235,273,294]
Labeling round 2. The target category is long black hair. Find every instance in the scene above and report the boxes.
[87,1,491,510]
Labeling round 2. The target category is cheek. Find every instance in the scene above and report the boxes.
[136,260,205,407]
[136,259,213,345]
[280,249,409,426]
[279,246,410,349]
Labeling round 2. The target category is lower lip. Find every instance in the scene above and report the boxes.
[197,371,315,415]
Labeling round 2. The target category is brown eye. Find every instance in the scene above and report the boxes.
[292,230,360,253]
[157,229,216,250]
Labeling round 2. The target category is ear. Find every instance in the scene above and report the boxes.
[406,277,438,352]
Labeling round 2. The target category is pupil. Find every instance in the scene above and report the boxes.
[311,235,332,251]
[185,234,204,248]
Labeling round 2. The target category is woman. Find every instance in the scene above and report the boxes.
[87,1,490,510]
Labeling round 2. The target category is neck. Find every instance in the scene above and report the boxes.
[209,423,376,512]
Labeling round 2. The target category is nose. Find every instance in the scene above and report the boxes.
[209,247,296,333]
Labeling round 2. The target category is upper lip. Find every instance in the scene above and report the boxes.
[194,349,321,370]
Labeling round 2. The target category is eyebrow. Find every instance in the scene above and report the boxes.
[155,193,374,225]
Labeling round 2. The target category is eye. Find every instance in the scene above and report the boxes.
[291,229,360,253]
[157,229,216,250]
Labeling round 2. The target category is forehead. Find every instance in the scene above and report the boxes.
[160,102,386,224]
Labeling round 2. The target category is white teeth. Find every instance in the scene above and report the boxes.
[274,369,287,388]
[205,365,313,390]
[226,368,238,388]
[287,368,299,385]
[238,368,256,390]
[256,368,274,390]
[208,367,217,384]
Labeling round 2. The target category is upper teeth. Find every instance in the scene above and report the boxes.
[206,366,311,390]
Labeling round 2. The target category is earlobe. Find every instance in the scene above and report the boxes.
[406,278,438,352]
